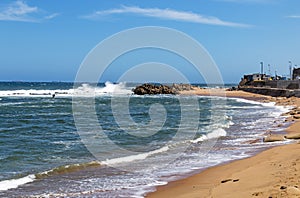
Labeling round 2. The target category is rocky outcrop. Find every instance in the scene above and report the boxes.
[132,84,176,95]
[132,83,198,95]
[284,133,300,139]
[171,84,194,92]
[263,135,285,142]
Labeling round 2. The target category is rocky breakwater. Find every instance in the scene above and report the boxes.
[132,84,176,95]
[132,83,196,95]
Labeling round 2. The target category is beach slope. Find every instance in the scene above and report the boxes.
[147,90,300,198]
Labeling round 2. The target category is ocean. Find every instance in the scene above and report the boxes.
[0,82,292,197]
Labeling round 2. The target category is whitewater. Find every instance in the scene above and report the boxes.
[0,81,291,197]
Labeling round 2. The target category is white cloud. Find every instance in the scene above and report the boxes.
[44,13,60,20]
[83,6,251,28]
[286,15,300,18]
[0,1,58,22]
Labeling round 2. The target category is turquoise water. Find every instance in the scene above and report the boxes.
[0,82,290,197]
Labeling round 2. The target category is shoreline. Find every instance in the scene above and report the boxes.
[147,89,300,198]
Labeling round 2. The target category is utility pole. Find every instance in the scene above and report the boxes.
[289,61,292,80]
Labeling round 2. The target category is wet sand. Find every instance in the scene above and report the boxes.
[147,89,300,198]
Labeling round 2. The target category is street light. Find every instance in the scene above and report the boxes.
[260,62,264,80]
[289,61,292,80]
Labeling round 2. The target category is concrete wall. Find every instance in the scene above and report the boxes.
[240,87,296,98]
[265,80,300,89]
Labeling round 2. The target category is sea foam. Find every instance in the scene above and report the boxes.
[0,174,36,191]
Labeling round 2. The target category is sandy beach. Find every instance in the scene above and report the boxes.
[147,89,300,198]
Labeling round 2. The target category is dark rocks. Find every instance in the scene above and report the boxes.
[226,87,238,91]
[280,186,287,190]
[221,178,239,183]
[293,115,300,119]
[132,84,176,95]
[221,179,232,183]
[132,83,198,95]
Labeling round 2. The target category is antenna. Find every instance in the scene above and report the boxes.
[268,64,271,75]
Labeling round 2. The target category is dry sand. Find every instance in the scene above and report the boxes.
[147,89,300,198]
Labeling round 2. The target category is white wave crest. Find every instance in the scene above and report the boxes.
[0,82,132,97]
[191,128,227,144]
[101,146,169,166]
[231,97,286,109]
[0,89,71,97]
[74,82,132,96]
[0,174,36,191]
[231,98,266,105]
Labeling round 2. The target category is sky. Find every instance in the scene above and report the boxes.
[0,0,300,83]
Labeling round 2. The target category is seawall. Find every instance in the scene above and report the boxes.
[239,87,300,98]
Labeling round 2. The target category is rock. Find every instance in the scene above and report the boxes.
[287,186,300,195]
[132,83,199,95]
[280,186,287,190]
[226,87,237,91]
[132,84,176,95]
[221,179,232,183]
[284,133,300,139]
[263,135,285,142]
[293,115,300,119]
[171,83,196,91]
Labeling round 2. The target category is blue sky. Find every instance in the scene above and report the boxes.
[0,0,300,83]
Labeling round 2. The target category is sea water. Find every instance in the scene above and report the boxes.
[0,82,291,197]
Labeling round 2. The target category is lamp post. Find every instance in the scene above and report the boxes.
[289,61,292,80]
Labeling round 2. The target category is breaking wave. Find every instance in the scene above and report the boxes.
[190,128,227,144]
[0,174,36,191]
[0,161,102,192]
[0,82,132,97]
[101,146,170,166]
[35,161,101,179]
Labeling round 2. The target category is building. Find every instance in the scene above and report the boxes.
[293,68,300,80]
[243,73,265,82]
